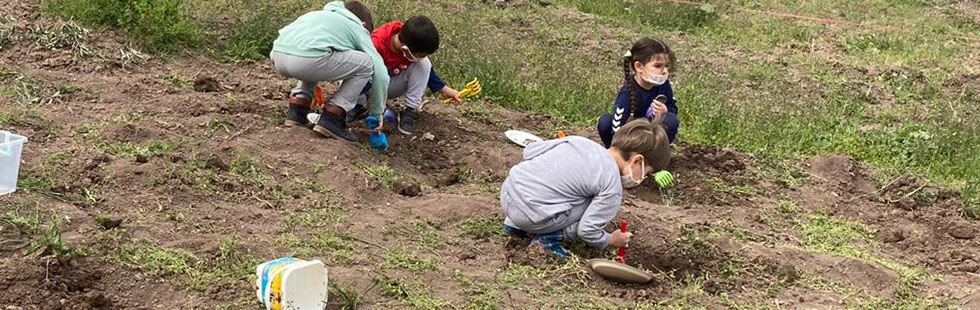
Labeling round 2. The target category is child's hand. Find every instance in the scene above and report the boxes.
[651,100,668,116]
[610,230,633,248]
[440,86,462,103]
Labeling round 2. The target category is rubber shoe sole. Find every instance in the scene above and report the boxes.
[313,125,358,144]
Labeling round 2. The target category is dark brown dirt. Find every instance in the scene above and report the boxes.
[1,2,978,309]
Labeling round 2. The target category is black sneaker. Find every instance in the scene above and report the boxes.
[398,107,418,135]
[346,104,369,123]
[313,112,359,143]
[284,99,312,128]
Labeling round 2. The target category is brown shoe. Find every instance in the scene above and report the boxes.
[284,96,312,128]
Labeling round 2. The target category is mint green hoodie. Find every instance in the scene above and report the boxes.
[272,1,389,116]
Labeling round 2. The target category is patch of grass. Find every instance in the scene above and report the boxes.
[329,284,362,310]
[118,239,258,292]
[229,155,272,183]
[380,249,438,274]
[0,17,23,51]
[777,200,801,214]
[411,219,443,248]
[799,213,875,256]
[217,0,315,62]
[357,162,403,189]
[42,0,202,53]
[295,178,333,196]
[119,240,198,276]
[98,139,178,158]
[680,225,718,260]
[459,214,502,239]
[33,20,94,57]
[24,216,84,257]
[167,73,192,88]
[6,74,61,106]
[453,269,498,310]
[374,276,452,310]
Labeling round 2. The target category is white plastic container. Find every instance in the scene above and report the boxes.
[255,257,329,310]
[0,131,27,196]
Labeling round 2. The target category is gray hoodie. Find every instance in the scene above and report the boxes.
[500,136,623,248]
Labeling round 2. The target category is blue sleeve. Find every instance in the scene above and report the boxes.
[427,68,446,93]
[611,85,632,132]
[664,80,678,115]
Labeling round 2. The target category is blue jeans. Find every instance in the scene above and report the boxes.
[597,113,679,148]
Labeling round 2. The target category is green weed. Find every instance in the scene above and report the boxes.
[380,249,438,274]
[373,276,452,310]
[799,213,874,256]
[118,239,258,292]
[778,201,801,214]
[42,0,202,53]
[459,215,502,239]
[329,284,362,310]
[357,162,402,189]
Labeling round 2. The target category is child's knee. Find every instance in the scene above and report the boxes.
[597,114,614,148]
[663,112,680,130]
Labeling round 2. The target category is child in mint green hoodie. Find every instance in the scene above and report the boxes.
[270,1,389,143]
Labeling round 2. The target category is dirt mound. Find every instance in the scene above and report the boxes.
[671,145,749,175]
[805,155,877,195]
[0,256,111,310]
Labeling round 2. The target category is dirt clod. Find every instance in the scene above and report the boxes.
[84,292,111,308]
[134,154,148,163]
[950,225,977,240]
[94,216,123,230]
[193,77,221,92]
[393,180,422,197]
[877,229,906,243]
[206,154,229,171]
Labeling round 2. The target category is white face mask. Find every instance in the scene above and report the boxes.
[643,71,669,86]
[621,159,645,189]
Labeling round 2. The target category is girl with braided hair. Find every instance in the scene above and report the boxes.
[597,37,681,148]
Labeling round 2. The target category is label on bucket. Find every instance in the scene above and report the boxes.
[255,257,328,310]
[257,257,300,309]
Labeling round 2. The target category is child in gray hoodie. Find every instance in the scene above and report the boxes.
[501,118,671,256]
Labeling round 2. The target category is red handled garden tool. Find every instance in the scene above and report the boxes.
[588,219,654,283]
[616,219,627,264]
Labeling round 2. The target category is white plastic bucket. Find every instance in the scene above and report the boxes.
[0,130,27,196]
[255,257,329,310]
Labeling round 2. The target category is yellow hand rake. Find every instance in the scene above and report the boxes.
[443,78,482,104]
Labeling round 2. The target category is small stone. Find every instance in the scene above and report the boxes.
[422,132,435,141]
[950,225,977,240]
[392,180,422,197]
[954,263,980,273]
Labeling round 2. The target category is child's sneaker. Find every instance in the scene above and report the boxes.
[503,225,528,239]
[313,107,359,143]
[284,96,312,128]
[398,107,418,135]
[530,231,568,256]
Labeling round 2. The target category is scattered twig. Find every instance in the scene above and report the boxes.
[226,124,254,141]
[252,193,275,209]
[338,234,389,251]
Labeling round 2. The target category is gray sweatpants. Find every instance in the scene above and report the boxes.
[270,50,373,111]
[501,187,587,242]
[358,57,432,109]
